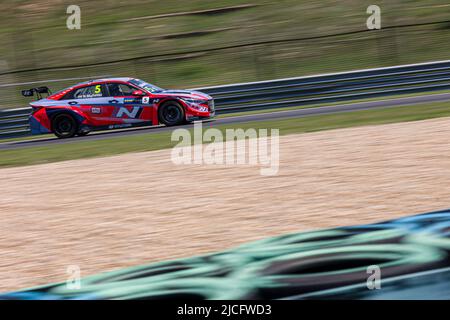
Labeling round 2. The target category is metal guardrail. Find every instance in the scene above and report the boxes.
[1,60,450,139]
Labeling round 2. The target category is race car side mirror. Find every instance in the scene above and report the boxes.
[132,90,145,96]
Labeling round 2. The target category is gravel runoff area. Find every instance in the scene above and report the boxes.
[2,117,450,292]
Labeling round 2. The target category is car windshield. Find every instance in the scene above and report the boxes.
[129,79,163,93]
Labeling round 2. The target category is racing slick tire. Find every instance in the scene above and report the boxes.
[52,113,78,139]
[158,101,185,126]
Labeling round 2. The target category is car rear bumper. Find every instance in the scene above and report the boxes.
[29,114,51,135]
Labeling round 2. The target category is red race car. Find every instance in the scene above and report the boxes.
[22,77,215,138]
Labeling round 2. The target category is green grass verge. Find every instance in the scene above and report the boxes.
[1,100,450,168]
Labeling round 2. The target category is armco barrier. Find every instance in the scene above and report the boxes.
[1,209,450,300]
[2,60,450,139]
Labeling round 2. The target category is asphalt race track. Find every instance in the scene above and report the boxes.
[1,92,450,150]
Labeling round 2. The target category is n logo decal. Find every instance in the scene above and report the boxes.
[116,106,141,118]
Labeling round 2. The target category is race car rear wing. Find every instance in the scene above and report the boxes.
[21,86,52,100]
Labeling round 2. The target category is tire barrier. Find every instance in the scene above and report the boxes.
[1,209,450,300]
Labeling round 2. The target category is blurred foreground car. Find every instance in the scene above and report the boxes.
[22,78,215,138]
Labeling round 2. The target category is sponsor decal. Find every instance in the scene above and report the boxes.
[123,97,153,104]
[78,93,102,98]
[91,107,101,114]
[115,106,142,119]
[123,98,136,104]
[108,123,133,129]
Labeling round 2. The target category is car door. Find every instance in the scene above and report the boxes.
[103,82,154,127]
[61,84,110,125]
